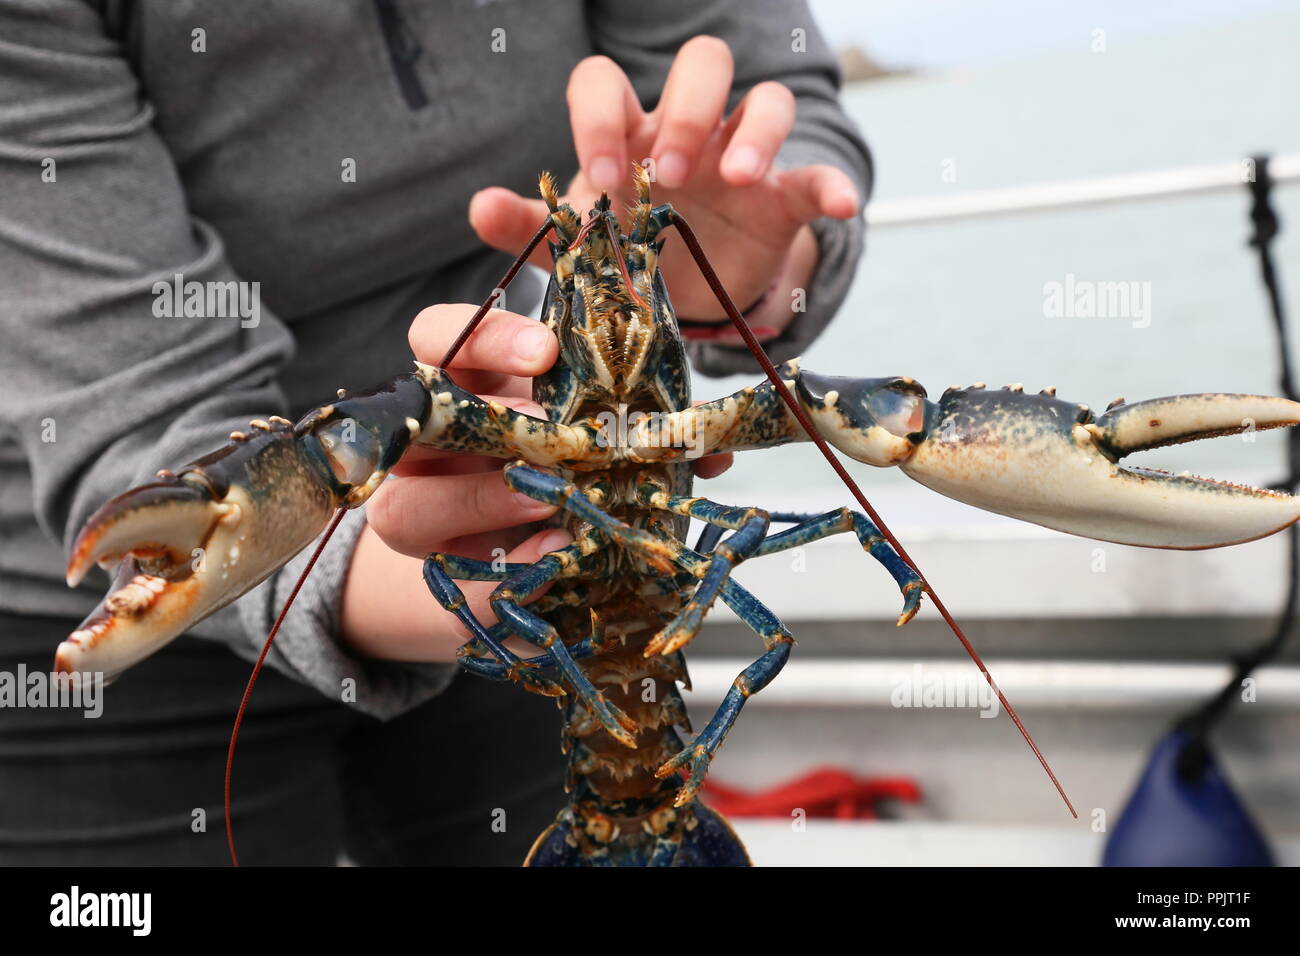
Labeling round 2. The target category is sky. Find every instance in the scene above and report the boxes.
[808,0,1298,69]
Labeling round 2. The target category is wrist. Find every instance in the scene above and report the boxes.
[744,224,819,337]
[677,225,820,342]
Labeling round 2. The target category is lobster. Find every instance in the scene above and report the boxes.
[59,165,1300,866]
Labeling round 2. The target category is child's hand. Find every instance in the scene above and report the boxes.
[469,36,857,334]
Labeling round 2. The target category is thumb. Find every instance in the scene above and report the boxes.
[469,187,555,269]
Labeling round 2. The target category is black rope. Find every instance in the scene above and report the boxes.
[1176,154,1298,780]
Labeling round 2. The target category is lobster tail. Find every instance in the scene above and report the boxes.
[525,802,749,867]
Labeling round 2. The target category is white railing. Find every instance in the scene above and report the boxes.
[684,659,1300,709]
[865,153,1300,228]
[726,156,1300,712]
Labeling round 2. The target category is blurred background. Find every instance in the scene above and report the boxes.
[682,0,1300,864]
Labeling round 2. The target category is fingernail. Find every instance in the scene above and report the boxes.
[512,491,555,513]
[500,397,547,419]
[724,146,762,180]
[656,151,689,188]
[514,324,552,361]
[589,156,620,191]
[536,529,572,553]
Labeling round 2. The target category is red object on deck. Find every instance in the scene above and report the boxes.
[701,768,922,820]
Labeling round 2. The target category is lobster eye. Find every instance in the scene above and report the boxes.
[316,419,380,487]
[866,387,925,438]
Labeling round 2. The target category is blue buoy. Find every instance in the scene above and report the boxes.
[1103,727,1274,866]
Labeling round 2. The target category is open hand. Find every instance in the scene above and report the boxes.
[469,36,859,327]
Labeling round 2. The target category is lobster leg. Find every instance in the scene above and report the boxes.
[434,495,804,811]
[657,577,795,806]
[429,536,615,678]
[693,523,726,555]
[754,510,924,624]
[447,621,517,680]
[426,536,638,745]
[491,559,640,748]
[457,615,615,678]
[432,546,644,677]
[653,508,927,807]
[642,498,924,654]
[425,551,538,678]
[634,494,771,657]
[502,463,688,572]
[501,465,769,680]
[422,555,565,697]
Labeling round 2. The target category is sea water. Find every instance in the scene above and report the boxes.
[693,10,1300,524]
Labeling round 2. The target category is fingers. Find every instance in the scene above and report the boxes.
[467,187,558,270]
[392,450,502,478]
[566,55,645,192]
[718,81,796,185]
[693,453,734,480]
[649,35,734,188]
[408,303,557,378]
[777,164,861,222]
[367,468,558,558]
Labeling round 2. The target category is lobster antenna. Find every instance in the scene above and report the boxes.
[440,216,556,368]
[603,214,649,312]
[225,214,561,866]
[225,505,349,866]
[668,210,1077,818]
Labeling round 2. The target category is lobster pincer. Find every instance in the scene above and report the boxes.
[801,375,1300,550]
[633,363,1300,550]
[59,363,606,681]
[58,375,432,680]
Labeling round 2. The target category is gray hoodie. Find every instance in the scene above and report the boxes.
[0,0,871,717]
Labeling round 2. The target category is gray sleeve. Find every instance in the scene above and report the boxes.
[0,0,449,719]
[587,0,873,377]
[193,508,458,722]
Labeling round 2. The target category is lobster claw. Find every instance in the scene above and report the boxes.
[898,385,1300,549]
[65,478,233,590]
[59,372,433,680]
[61,478,230,678]
[58,423,342,680]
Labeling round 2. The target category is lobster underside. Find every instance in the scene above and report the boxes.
[60,168,1300,865]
